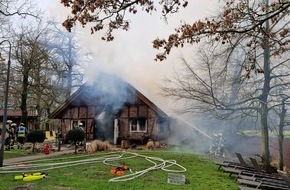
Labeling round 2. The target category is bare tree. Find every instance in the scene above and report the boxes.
[12,24,50,126]
[158,0,290,170]
[162,37,290,170]
[274,95,288,170]
[0,0,37,18]
[9,20,81,129]
[0,0,40,36]
[46,21,86,99]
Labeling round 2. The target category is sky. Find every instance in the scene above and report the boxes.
[36,0,217,116]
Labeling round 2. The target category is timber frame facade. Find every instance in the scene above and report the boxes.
[49,78,170,145]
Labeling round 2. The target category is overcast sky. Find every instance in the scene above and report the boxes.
[37,1,216,116]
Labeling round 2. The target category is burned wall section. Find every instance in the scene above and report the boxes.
[60,105,99,141]
[117,103,163,144]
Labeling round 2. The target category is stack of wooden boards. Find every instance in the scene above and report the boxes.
[214,152,290,190]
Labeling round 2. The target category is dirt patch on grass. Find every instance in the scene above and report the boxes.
[47,186,72,190]
[13,185,31,190]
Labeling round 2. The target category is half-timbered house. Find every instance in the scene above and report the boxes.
[48,74,170,145]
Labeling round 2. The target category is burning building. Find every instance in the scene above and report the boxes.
[48,73,170,145]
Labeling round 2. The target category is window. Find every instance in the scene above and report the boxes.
[139,119,146,132]
[130,119,138,131]
[71,120,86,129]
[130,118,147,132]
[72,121,78,129]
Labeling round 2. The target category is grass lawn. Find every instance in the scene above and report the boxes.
[0,148,238,190]
[239,130,290,138]
[4,149,31,159]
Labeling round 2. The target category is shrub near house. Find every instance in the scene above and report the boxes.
[66,128,85,154]
[26,130,45,153]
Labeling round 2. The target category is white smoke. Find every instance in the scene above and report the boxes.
[85,72,135,112]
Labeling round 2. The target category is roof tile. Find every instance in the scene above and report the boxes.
[0,109,38,117]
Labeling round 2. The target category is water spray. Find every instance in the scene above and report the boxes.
[176,116,212,140]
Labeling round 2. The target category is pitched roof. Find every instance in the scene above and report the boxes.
[49,80,167,119]
[0,109,38,118]
[127,83,167,117]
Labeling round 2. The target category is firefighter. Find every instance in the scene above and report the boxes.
[9,123,16,149]
[4,120,14,150]
[210,134,219,155]
[57,128,63,151]
[78,123,86,147]
[10,123,16,136]
[6,122,16,150]
[16,123,27,149]
[216,133,225,158]
[78,123,84,131]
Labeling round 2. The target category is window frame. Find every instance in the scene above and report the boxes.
[129,118,147,132]
[71,120,86,129]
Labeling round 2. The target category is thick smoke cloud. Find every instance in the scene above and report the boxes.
[86,72,135,112]
[39,0,217,116]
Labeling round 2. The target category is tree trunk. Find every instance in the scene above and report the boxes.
[278,131,284,170]
[58,138,61,151]
[260,0,271,171]
[260,105,270,169]
[34,58,41,129]
[278,98,286,170]
[66,65,72,99]
[20,59,29,125]
[74,143,78,154]
[32,142,35,153]
[65,37,73,99]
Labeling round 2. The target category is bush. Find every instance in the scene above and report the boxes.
[27,130,46,143]
[26,130,46,153]
[66,128,85,153]
[66,128,85,142]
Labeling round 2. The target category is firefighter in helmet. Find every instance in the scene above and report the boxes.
[216,133,225,158]
[210,134,218,155]
[78,123,86,147]
[6,122,16,150]
[16,123,27,149]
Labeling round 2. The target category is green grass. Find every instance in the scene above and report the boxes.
[283,131,290,138]
[0,149,238,190]
[4,149,31,159]
[239,130,290,138]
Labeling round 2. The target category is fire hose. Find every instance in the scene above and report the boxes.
[0,152,131,173]
[0,151,186,182]
[105,152,186,182]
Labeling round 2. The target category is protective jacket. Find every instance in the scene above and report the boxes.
[17,126,27,137]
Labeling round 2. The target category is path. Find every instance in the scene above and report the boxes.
[3,147,75,166]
